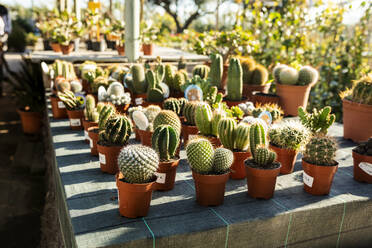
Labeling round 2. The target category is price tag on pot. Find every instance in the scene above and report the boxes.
[303,171,314,187]
[155,172,166,184]
[359,162,372,176]
[188,134,198,141]
[57,101,65,109]
[89,138,93,148]
[99,153,106,164]
[84,130,88,140]
[135,97,143,105]
[70,119,81,126]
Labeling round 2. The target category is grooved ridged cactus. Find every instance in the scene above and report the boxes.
[164,64,176,88]
[241,58,256,84]
[84,95,99,122]
[118,145,159,183]
[251,64,269,85]
[147,88,164,102]
[153,110,181,135]
[131,64,147,94]
[279,67,299,85]
[350,74,372,105]
[213,148,234,173]
[178,98,188,116]
[99,114,132,145]
[192,65,210,80]
[298,66,319,86]
[298,106,335,134]
[173,70,187,91]
[146,69,158,90]
[195,103,226,136]
[249,123,267,158]
[227,58,243,101]
[98,103,116,130]
[211,108,226,137]
[186,138,214,174]
[209,54,223,89]
[254,146,276,167]
[163,98,181,115]
[234,123,250,151]
[268,120,309,151]
[183,101,201,125]
[152,125,179,161]
[303,135,337,166]
[217,118,236,150]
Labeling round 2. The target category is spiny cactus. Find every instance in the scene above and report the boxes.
[118,145,159,183]
[55,79,71,92]
[84,95,99,122]
[144,105,161,123]
[98,103,116,130]
[173,70,187,92]
[235,122,250,151]
[298,106,335,134]
[303,135,337,166]
[217,118,236,150]
[147,88,164,102]
[153,110,181,135]
[195,103,226,137]
[211,108,226,137]
[350,74,372,105]
[273,64,288,83]
[91,76,109,93]
[152,125,180,161]
[164,64,176,88]
[183,101,201,125]
[186,138,214,174]
[249,123,267,158]
[132,110,150,131]
[205,86,223,106]
[131,64,148,94]
[298,66,319,86]
[279,67,299,85]
[178,98,188,116]
[241,58,256,84]
[192,65,210,80]
[253,146,276,168]
[227,58,243,101]
[251,64,269,85]
[57,90,84,110]
[252,103,283,122]
[163,98,181,115]
[209,54,223,89]
[268,120,309,151]
[213,148,234,174]
[70,80,83,93]
[99,114,132,145]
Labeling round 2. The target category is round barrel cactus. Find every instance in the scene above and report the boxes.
[212,148,234,174]
[100,114,132,145]
[253,146,276,168]
[186,138,214,174]
[303,135,337,166]
[152,125,180,161]
[153,110,181,135]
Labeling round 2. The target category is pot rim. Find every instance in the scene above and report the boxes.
[352,149,372,158]
[302,158,339,167]
[343,98,372,110]
[244,159,281,170]
[269,143,298,153]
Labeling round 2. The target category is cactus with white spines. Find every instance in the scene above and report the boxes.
[153,110,181,136]
[268,120,309,151]
[303,135,337,166]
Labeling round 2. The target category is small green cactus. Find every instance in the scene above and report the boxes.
[99,114,132,145]
[253,146,277,167]
[98,103,116,130]
[252,103,283,122]
[173,70,187,92]
[153,110,181,135]
[152,125,180,161]
[178,98,188,116]
[209,54,223,89]
[249,123,267,158]
[183,101,201,125]
[195,103,226,137]
[163,98,181,115]
[279,67,299,85]
[227,57,243,101]
[118,145,159,183]
[186,138,214,174]
[303,135,337,166]
[350,74,372,105]
[234,122,250,151]
[298,66,319,86]
[84,95,99,122]
[147,88,164,102]
[131,64,148,94]
[212,148,234,174]
[217,118,236,150]
[251,64,269,85]
[192,65,210,80]
[164,64,176,88]
[268,120,309,151]
[178,57,186,70]
[298,106,335,134]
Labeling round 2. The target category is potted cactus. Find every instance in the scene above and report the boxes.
[245,123,281,199]
[217,118,251,179]
[352,138,372,183]
[132,105,162,146]
[186,138,234,206]
[252,103,283,123]
[225,57,246,107]
[50,78,70,119]
[273,64,319,116]
[125,64,148,105]
[144,68,170,106]
[98,82,131,113]
[193,65,210,80]
[83,95,100,143]
[182,101,202,144]
[208,53,225,92]
[298,106,335,135]
[117,145,159,218]
[340,74,372,142]
[152,125,180,191]
[268,120,309,174]
[302,135,338,195]
[97,114,132,174]
[58,90,85,130]
[128,106,144,141]
[164,63,188,98]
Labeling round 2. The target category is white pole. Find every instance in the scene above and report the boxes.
[74,0,81,20]
[125,0,140,62]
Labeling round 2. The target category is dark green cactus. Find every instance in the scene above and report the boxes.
[212,148,234,174]
[147,88,164,102]
[98,103,116,130]
[217,118,236,150]
[173,70,187,91]
[178,98,188,116]
[99,114,132,145]
[146,69,158,90]
[303,135,337,166]
[253,146,276,167]
[183,101,201,125]
[152,124,180,161]
[163,98,181,115]
[209,54,223,89]
[298,106,335,134]
[241,58,256,84]
[227,58,243,101]
[178,56,186,70]
[350,74,372,105]
[192,65,210,80]
[153,110,181,135]
[249,123,267,158]
[298,66,319,86]
[195,102,213,136]
[251,64,269,85]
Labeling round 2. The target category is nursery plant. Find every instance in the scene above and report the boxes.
[352,137,372,183]
[252,103,283,123]
[181,101,202,143]
[144,67,169,104]
[82,95,100,143]
[132,105,162,146]
[141,21,159,55]
[298,106,335,135]
[193,65,210,80]
[98,82,131,113]
[58,90,85,130]
[208,53,224,90]
[240,57,270,99]
[226,57,244,106]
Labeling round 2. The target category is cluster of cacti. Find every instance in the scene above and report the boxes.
[209,54,223,89]
[99,114,132,145]
[145,67,170,102]
[98,103,116,130]
[107,65,129,82]
[217,118,250,151]
[91,76,109,93]
[241,116,268,130]
[268,120,310,150]
[226,58,243,101]
[183,101,202,125]
[298,106,335,134]
[84,95,99,122]
[152,125,180,161]
[153,110,181,135]
[131,105,161,131]
[118,145,159,183]
[273,64,319,86]
[99,82,131,105]
[349,74,372,105]
[204,86,223,106]
[195,103,226,137]
[57,90,85,110]
[249,123,267,158]
[240,58,269,85]
[193,65,210,80]
[353,137,372,156]
[81,63,108,84]
[252,103,283,122]
[161,63,188,93]
[238,101,255,115]
[50,60,77,80]
[303,135,337,166]
[186,138,233,175]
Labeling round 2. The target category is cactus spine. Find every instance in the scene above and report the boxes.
[249,123,267,158]
[213,148,234,173]
[195,103,213,136]
[217,118,236,150]
[163,98,181,115]
[183,101,201,125]
[153,110,181,135]
[279,67,299,85]
[268,120,309,151]
[298,66,319,86]
[98,103,116,130]
[350,74,372,105]
[209,54,223,89]
[227,58,243,101]
[303,135,337,166]
[152,125,180,161]
[254,146,276,167]
[99,114,132,145]
[251,64,269,85]
[234,123,250,151]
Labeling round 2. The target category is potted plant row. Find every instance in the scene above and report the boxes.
[57,90,85,130]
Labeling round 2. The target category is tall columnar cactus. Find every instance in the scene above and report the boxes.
[146,69,159,90]
[153,110,181,135]
[183,101,201,125]
[234,122,250,151]
[152,125,180,161]
[252,103,283,123]
[212,148,234,174]
[178,98,188,116]
[241,58,256,84]
[298,66,319,86]
[303,135,337,166]
[163,98,181,115]
[227,58,243,101]
[253,146,276,167]
[155,59,165,83]
[298,106,335,134]
[99,114,132,145]
[249,123,267,158]
[209,54,223,89]
[251,64,269,85]
[195,102,213,136]
[173,70,187,91]
[98,103,116,130]
[84,95,99,122]
[268,120,309,151]
[164,64,176,88]
[118,145,159,183]
[131,64,148,94]
[192,65,210,80]
[350,74,372,105]
[217,118,236,150]
[211,108,226,137]
[186,138,215,174]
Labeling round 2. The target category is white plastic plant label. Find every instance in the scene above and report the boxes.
[70,119,81,126]
[359,162,372,176]
[155,172,166,184]
[89,138,93,148]
[135,97,143,105]
[303,171,314,187]
[84,130,88,140]
[58,101,65,108]
[99,153,106,164]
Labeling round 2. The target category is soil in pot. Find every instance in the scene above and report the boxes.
[352,150,372,184]
[138,129,153,147]
[301,159,338,195]
[181,124,199,145]
[252,92,280,105]
[224,97,248,108]
[155,158,180,191]
[17,109,43,134]
[83,119,97,143]
[61,44,74,55]
[97,141,123,174]
[142,44,153,55]
[276,83,312,116]
[50,95,67,119]
[66,109,84,130]
[270,144,298,174]
[243,84,271,101]
[116,173,156,218]
[192,171,230,206]
[230,151,251,179]
[88,127,99,156]
[245,159,281,199]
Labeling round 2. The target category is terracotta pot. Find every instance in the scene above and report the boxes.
[142,101,163,108]
[243,84,271,101]
[117,45,125,56]
[301,159,338,195]
[50,95,67,119]
[181,124,199,145]
[116,173,155,218]
[352,151,372,184]
[270,144,298,174]
[252,92,280,105]
[230,151,251,179]
[66,109,84,130]
[60,43,74,55]
[50,42,61,52]
[17,109,43,134]
[138,129,153,147]
[142,44,153,55]
[224,97,248,108]
[83,119,97,143]
[192,171,229,206]
[245,159,281,199]
[343,99,372,143]
[82,79,91,93]
[155,159,180,191]
[88,127,99,156]
[131,93,147,106]
[276,83,313,116]
[97,142,123,174]
[134,127,141,141]
[115,104,130,114]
